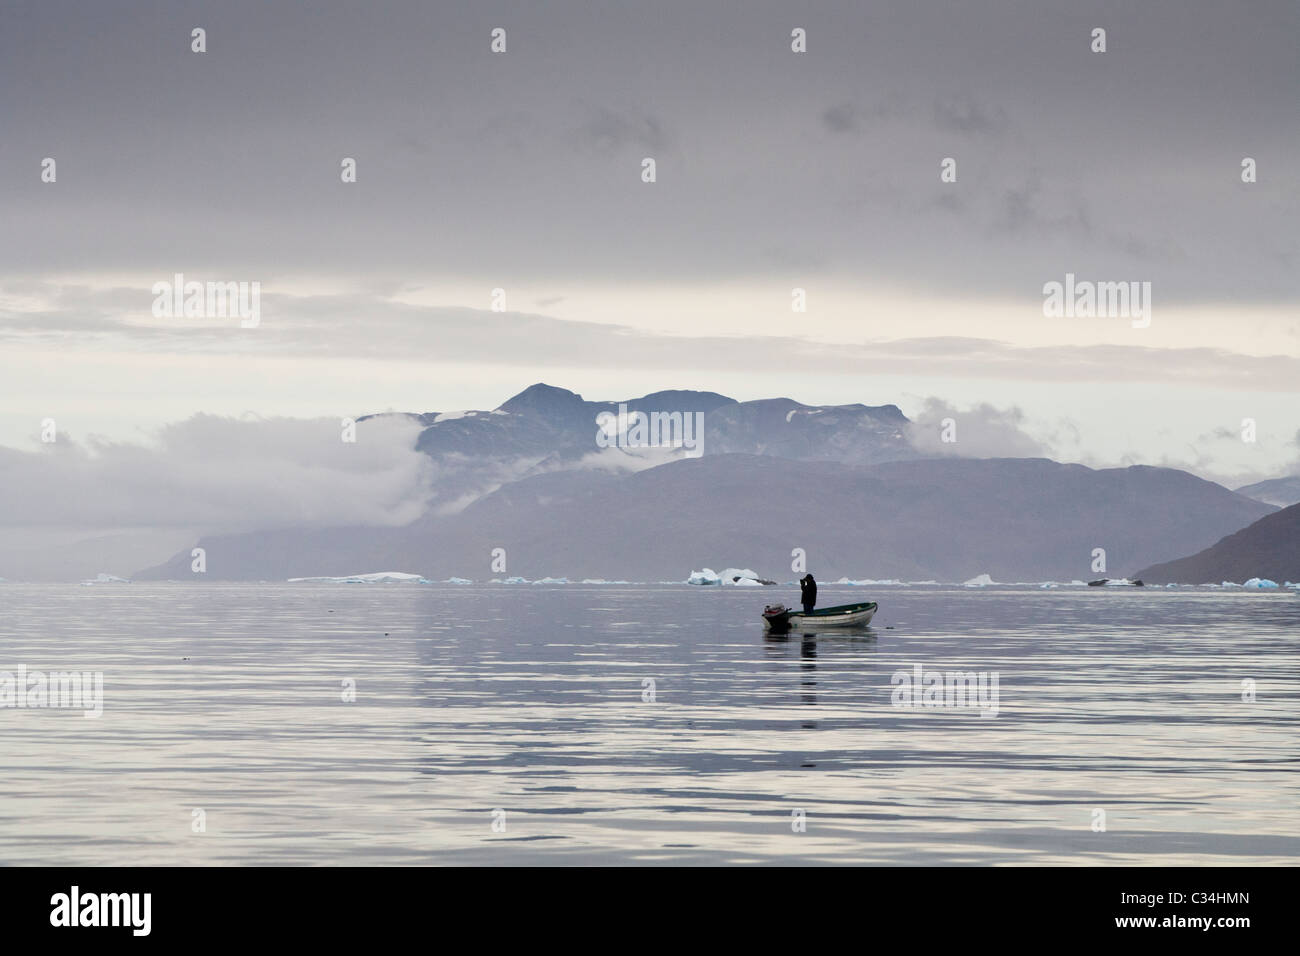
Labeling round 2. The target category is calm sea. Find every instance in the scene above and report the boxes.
[1,583,1296,865]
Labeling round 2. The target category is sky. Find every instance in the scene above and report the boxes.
[1,0,1297,542]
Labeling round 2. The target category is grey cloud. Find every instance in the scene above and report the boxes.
[933,95,1008,135]
[0,0,1293,301]
[0,414,433,532]
[820,93,908,133]
[821,104,860,133]
[573,107,669,156]
[3,284,1299,392]
[992,178,1092,238]
[905,398,1049,458]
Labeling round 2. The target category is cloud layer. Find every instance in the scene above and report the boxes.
[0,414,433,532]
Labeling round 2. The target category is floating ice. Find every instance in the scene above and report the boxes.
[81,573,130,585]
[288,571,430,584]
[963,573,995,587]
[443,577,473,584]
[687,568,722,586]
[532,577,570,584]
[1243,578,1279,589]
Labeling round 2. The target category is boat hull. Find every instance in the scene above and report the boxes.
[762,602,877,630]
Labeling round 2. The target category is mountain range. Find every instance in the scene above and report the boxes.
[1234,475,1300,509]
[135,384,1284,583]
[1135,503,1300,584]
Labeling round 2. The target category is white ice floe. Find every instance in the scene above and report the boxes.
[501,576,530,584]
[720,568,759,584]
[834,577,902,586]
[687,568,722,586]
[288,571,431,584]
[443,577,473,584]
[1243,578,1279,589]
[963,573,996,587]
[1104,578,1132,586]
[80,573,130,585]
[532,577,570,584]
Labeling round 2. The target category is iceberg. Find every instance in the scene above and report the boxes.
[834,577,902,586]
[687,568,722,586]
[688,567,772,585]
[1243,578,1279,589]
[288,571,430,584]
[532,577,570,584]
[80,573,131,585]
[502,576,530,584]
[963,573,995,587]
[443,577,473,584]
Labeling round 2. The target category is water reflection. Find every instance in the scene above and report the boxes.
[1,584,1296,865]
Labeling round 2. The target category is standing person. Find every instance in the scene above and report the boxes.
[799,574,817,615]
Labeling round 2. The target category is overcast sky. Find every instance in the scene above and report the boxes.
[1,0,1297,496]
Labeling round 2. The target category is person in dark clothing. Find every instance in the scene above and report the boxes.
[799,574,817,614]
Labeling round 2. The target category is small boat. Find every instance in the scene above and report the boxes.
[762,601,877,631]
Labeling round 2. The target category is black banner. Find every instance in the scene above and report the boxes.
[0,866,1282,943]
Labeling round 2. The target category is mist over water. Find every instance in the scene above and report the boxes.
[1,584,1296,865]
